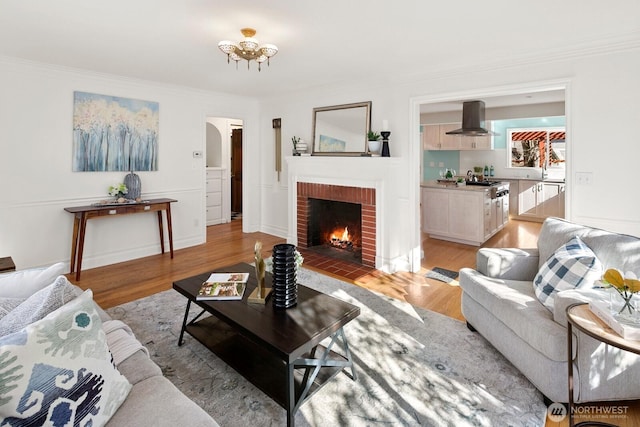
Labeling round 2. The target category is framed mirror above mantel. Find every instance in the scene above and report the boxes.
[311,101,371,156]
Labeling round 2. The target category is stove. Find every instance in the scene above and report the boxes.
[466,180,509,198]
[491,181,510,199]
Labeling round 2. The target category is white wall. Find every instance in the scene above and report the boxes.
[2,44,639,274]
[0,57,259,270]
[258,46,640,272]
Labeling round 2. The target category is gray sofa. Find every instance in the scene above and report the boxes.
[459,217,640,404]
[99,306,218,426]
[0,263,218,426]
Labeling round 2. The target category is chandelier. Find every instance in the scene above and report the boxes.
[218,28,278,71]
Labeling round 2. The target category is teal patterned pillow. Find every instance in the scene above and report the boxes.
[0,290,131,426]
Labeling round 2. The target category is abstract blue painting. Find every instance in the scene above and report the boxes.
[72,91,159,171]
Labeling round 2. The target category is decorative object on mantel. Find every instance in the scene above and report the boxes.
[381,131,391,157]
[312,101,372,156]
[296,138,308,155]
[290,136,310,156]
[367,131,381,156]
[218,28,278,71]
[273,118,282,181]
[601,268,640,318]
[380,119,391,157]
[248,241,271,304]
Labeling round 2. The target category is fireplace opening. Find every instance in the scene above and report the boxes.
[308,198,362,263]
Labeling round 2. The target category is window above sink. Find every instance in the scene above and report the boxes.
[507,127,565,177]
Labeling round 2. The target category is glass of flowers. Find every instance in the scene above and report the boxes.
[108,183,129,202]
[601,268,640,316]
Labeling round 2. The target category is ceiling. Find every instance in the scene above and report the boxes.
[0,0,638,101]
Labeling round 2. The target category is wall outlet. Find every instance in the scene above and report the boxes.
[429,161,435,167]
[575,172,593,185]
[438,162,444,167]
[193,151,202,158]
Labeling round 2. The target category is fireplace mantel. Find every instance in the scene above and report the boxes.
[286,156,404,272]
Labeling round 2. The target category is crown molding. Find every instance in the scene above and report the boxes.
[393,31,640,87]
[0,55,258,102]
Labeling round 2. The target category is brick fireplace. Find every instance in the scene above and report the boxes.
[296,182,376,267]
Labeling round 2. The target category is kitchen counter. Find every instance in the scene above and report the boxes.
[421,180,509,246]
[421,180,493,192]
[493,177,565,184]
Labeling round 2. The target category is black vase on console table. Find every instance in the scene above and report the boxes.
[271,243,298,309]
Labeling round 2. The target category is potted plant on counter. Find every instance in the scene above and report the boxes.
[367,131,382,156]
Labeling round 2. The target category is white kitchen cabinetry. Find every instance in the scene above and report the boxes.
[501,179,520,217]
[422,185,508,246]
[206,168,225,225]
[422,187,449,234]
[516,180,565,221]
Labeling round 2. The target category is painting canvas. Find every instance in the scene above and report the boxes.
[73,91,159,172]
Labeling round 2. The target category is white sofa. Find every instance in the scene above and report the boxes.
[0,263,218,426]
[459,217,640,404]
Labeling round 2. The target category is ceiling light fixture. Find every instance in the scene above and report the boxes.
[218,28,278,71]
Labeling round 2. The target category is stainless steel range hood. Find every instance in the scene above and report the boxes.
[445,100,492,136]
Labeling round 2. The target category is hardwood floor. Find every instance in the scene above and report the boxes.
[66,218,639,427]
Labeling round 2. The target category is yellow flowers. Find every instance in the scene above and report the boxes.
[602,269,640,294]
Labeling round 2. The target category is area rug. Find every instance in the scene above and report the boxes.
[106,267,546,426]
[425,267,459,283]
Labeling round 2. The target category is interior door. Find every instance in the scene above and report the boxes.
[231,128,243,213]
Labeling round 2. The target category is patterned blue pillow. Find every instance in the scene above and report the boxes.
[0,290,131,426]
[534,236,603,311]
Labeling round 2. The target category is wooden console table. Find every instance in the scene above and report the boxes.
[64,198,177,280]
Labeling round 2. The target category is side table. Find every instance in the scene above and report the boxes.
[566,303,640,427]
[0,257,16,273]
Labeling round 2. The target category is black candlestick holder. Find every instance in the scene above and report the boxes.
[381,131,391,157]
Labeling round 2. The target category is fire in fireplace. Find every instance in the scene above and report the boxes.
[308,198,362,263]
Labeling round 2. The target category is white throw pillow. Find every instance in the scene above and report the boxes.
[0,262,66,298]
[533,236,603,311]
[0,290,132,426]
[0,275,83,336]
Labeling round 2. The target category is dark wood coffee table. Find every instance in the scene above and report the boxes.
[172,263,360,427]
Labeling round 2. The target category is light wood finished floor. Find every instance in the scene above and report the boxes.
[66,218,639,427]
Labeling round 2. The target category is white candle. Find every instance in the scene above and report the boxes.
[382,120,389,131]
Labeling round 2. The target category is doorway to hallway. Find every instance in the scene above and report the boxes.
[231,128,242,219]
[205,117,243,226]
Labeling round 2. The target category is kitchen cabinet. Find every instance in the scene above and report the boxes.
[459,133,493,150]
[422,123,461,150]
[206,168,225,225]
[516,180,565,221]
[422,187,449,234]
[422,183,508,246]
[423,122,493,150]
